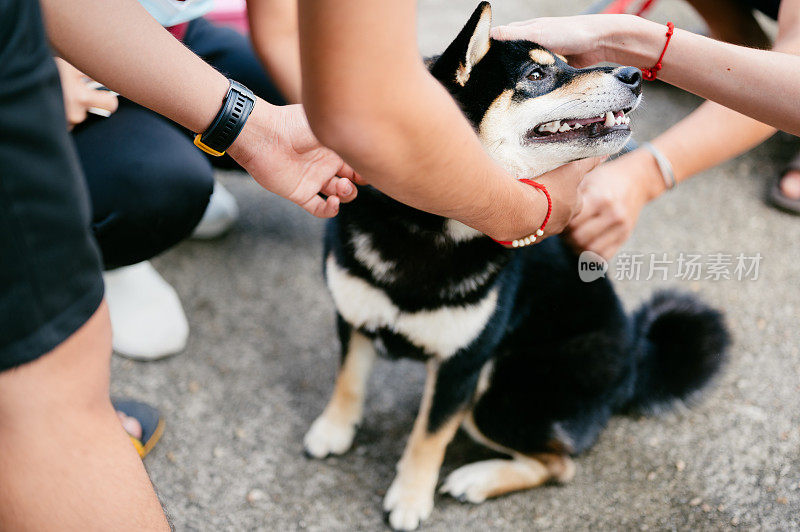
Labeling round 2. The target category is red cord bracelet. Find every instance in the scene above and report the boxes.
[641,22,674,81]
[492,179,552,248]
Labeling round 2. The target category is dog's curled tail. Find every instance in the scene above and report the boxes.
[625,290,730,413]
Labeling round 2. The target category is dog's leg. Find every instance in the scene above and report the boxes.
[383,359,476,531]
[440,453,575,503]
[304,319,375,458]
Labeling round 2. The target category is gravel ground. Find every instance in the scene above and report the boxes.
[112,1,800,529]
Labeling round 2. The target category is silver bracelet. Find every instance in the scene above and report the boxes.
[641,142,676,190]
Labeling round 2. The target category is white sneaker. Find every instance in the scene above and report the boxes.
[103,261,189,360]
[191,181,239,240]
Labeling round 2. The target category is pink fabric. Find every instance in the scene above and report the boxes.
[206,0,248,34]
[166,22,189,41]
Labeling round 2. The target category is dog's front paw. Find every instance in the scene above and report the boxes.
[383,476,434,531]
[303,414,357,458]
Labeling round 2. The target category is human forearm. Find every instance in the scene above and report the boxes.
[42,0,358,218]
[41,0,227,134]
[298,0,558,241]
[639,101,777,200]
[247,0,302,103]
[603,16,800,135]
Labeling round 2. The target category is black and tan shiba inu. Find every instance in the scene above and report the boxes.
[303,4,729,530]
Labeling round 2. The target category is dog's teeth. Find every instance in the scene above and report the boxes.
[604,111,615,127]
[615,115,623,126]
[559,123,571,133]
[574,123,583,129]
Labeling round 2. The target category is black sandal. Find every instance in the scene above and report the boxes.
[768,152,800,215]
[112,398,164,458]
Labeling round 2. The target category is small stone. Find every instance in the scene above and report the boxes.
[234,428,246,440]
[246,489,265,504]
[776,496,788,505]
[188,380,200,393]
[676,460,686,472]
[780,431,789,441]
[756,318,766,330]
[731,516,740,527]
[647,471,657,481]
[213,446,225,458]
[718,505,725,512]
[165,451,176,463]
[701,503,711,512]
[647,437,659,447]
[689,497,702,506]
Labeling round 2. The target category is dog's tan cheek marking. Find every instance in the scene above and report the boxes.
[321,331,376,427]
[555,53,568,64]
[529,49,555,66]
[477,89,515,145]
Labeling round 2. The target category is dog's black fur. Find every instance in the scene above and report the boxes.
[308,4,730,529]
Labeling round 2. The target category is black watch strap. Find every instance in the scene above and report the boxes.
[194,79,255,156]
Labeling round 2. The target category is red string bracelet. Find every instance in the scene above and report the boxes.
[492,179,552,248]
[641,21,674,81]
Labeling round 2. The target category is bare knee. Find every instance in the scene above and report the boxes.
[0,301,113,426]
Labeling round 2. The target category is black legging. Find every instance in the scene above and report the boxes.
[71,17,286,270]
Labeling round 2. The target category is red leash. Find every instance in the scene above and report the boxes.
[492,179,552,248]
[641,22,675,81]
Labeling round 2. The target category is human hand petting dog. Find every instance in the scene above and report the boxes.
[491,15,634,68]
[54,58,119,130]
[529,156,606,239]
[228,103,362,218]
[563,158,648,260]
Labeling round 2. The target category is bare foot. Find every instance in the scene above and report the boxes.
[779,170,800,200]
[117,411,143,440]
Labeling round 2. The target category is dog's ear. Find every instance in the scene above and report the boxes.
[431,2,492,87]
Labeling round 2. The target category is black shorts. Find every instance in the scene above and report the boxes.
[0,0,104,371]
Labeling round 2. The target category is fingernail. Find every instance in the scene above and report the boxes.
[342,181,353,194]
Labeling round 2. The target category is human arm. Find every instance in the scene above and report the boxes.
[492,12,800,136]
[552,1,800,258]
[246,0,302,103]
[297,0,598,242]
[41,0,356,217]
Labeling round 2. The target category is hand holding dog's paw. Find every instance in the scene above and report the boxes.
[303,414,357,458]
[383,475,435,531]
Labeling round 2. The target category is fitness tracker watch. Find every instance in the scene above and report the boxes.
[193,79,256,157]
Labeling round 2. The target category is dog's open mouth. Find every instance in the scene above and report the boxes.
[527,109,632,141]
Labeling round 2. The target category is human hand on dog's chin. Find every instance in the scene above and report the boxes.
[509,156,606,247]
[491,14,639,68]
[227,102,364,218]
[563,150,666,259]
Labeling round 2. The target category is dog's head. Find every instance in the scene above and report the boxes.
[429,2,642,177]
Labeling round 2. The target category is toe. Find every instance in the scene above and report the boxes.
[780,170,800,200]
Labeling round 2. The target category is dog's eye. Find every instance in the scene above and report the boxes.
[527,69,544,81]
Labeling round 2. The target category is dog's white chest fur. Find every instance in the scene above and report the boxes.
[326,255,498,359]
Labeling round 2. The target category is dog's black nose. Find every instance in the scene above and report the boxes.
[615,66,642,94]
